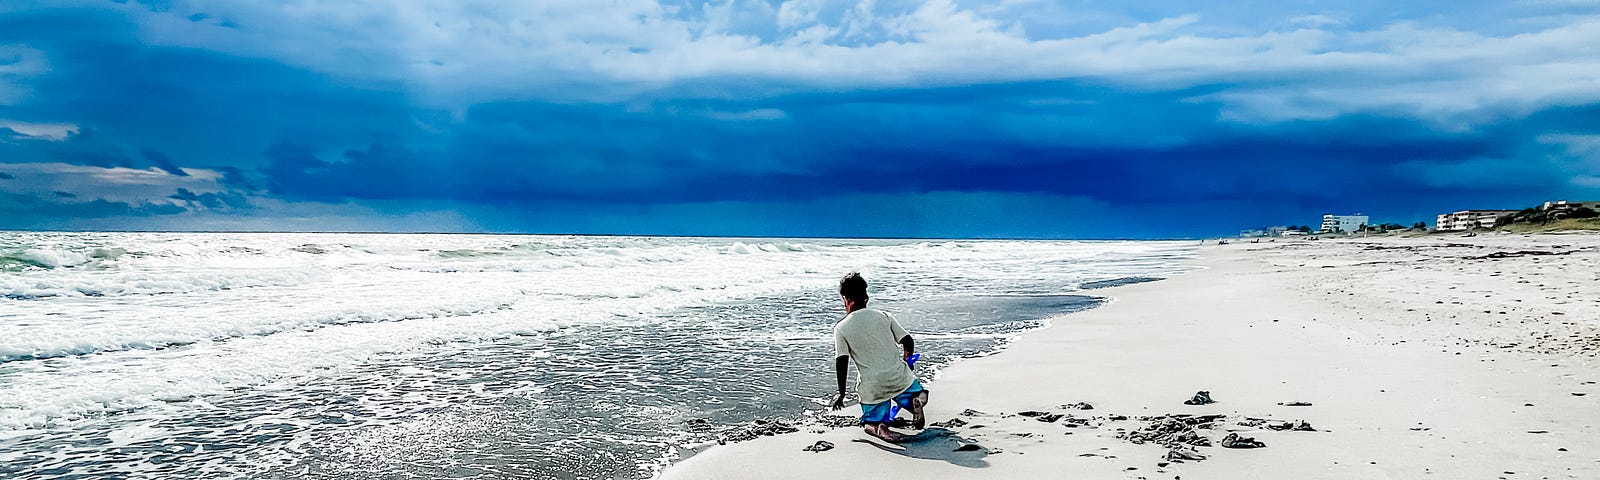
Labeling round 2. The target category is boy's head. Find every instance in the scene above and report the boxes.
[839,272,869,309]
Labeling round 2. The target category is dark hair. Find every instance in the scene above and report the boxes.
[839,272,869,305]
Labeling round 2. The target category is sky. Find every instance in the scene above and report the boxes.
[1,0,1598,239]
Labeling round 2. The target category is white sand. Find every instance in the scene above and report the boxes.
[661,233,1600,480]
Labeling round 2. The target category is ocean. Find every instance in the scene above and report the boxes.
[0,232,1196,479]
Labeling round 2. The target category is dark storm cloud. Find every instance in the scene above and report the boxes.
[255,84,1588,213]
[0,192,186,229]
[168,187,250,211]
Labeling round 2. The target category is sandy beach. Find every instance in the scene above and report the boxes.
[662,233,1600,480]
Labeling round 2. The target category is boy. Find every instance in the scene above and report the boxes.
[829,272,929,443]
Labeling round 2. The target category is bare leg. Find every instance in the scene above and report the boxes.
[908,390,929,430]
[863,423,909,443]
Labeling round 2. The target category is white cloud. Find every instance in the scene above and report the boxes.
[776,0,827,30]
[0,161,490,230]
[0,120,78,140]
[0,162,224,205]
[25,0,1600,125]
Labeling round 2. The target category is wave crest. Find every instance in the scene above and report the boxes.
[1,269,324,299]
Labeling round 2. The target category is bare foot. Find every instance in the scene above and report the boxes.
[864,423,909,443]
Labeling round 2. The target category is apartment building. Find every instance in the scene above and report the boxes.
[1320,214,1368,233]
[1435,210,1516,231]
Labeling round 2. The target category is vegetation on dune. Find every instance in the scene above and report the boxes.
[1494,205,1599,232]
[1499,217,1600,233]
[1366,222,1412,233]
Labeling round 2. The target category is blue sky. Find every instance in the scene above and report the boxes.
[1,0,1598,238]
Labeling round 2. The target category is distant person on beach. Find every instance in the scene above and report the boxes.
[829,272,928,443]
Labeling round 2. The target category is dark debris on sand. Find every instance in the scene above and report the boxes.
[1060,416,1093,428]
[930,418,968,428]
[802,440,835,452]
[1268,420,1316,431]
[1119,415,1221,448]
[1220,433,1267,449]
[1111,412,1317,464]
[1018,410,1069,422]
[1470,249,1579,260]
[1238,417,1268,428]
[1164,446,1207,462]
[718,418,800,444]
[1183,391,1215,405]
[812,415,860,429]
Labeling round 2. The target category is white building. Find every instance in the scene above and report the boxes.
[1320,214,1369,233]
[1435,210,1516,231]
[1541,200,1600,212]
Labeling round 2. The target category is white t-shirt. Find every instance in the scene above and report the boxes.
[834,308,915,405]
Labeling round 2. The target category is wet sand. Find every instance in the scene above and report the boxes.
[661,233,1600,479]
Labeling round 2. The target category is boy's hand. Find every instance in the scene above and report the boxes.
[830,393,846,411]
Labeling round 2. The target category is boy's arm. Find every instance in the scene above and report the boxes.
[832,329,850,410]
[831,355,849,410]
[889,314,914,360]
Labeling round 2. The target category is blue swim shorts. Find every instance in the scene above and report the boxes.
[860,379,925,424]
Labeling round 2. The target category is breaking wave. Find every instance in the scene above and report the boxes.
[1,268,325,299]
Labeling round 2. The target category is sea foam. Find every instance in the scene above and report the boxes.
[0,232,1198,479]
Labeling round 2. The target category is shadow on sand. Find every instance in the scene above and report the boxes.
[850,428,990,468]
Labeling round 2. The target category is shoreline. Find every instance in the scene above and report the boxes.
[660,234,1600,479]
[657,287,1128,471]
